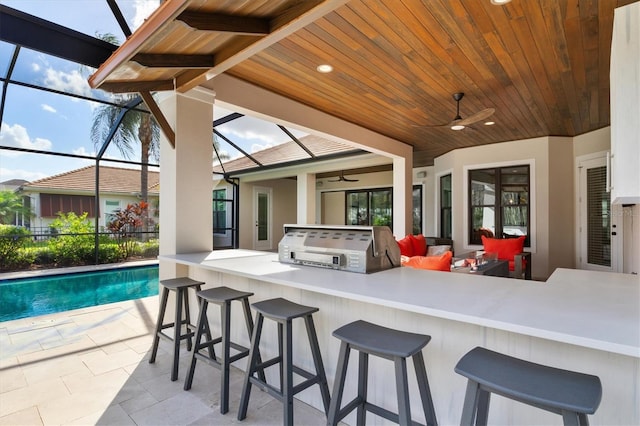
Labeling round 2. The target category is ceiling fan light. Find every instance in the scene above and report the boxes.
[451,124,465,131]
[490,0,512,5]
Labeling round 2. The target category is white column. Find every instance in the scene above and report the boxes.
[297,172,316,224]
[393,153,413,238]
[158,88,215,278]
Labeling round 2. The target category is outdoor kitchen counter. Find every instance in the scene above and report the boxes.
[158,250,640,424]
[158,249,639,358]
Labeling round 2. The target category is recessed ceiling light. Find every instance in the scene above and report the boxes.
[490,0,512,4]
[484,121,495,126]
[316,64,333,73]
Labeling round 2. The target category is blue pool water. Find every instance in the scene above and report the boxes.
[0,265,159,322]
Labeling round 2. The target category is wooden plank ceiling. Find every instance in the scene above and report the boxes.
[89,0,638,167]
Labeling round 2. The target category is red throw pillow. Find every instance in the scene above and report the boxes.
[397,236,414,257]
[403,251,452,272]
[481,235,525,261]
[409,234,427,257]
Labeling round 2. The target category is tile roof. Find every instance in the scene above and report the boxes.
[214,134,361,174]
[22,165,159,195]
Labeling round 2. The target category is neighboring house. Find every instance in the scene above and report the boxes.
[17,165,159,231]
[0,179,28,192]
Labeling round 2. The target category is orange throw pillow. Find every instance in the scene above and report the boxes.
[409,234,427,257]
[397,236,414,257]
[403,251,452,272]
[481,235,525,261]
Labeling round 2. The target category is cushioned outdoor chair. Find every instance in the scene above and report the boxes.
[481,235,532,280]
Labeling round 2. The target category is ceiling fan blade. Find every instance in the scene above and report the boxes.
[457,108,495,126]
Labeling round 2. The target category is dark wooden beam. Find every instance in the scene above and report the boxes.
[139,91,175,149]
[99,80,175,93]
[177,11,271,35]
[0,4,116,68]
[131,53,215,68]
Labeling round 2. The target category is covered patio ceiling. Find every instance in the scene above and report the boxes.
[89,0,638,167]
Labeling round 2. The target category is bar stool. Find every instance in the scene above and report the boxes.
[237,297,331,426]
[184,286,263,414]
[149,277,203,381]
[454,346,602,425]
[327,320,438,426]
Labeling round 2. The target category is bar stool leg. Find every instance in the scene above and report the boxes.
[304,315,331,413]
[220,300,232,414]
[460,380,481,426]
[327,341,351,426]
[238,312,264,421]
[184,299,209,391]
[171,288,184,381]
[395,356,411,426]
[412,351,438,426]
[241,298,266,382]
[149,287,169,364]
[283,319,294,426]
[357,351,368,425]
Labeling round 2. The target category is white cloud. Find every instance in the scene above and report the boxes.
[251,143,274,153]
[31,63,41,72]
[0,167,48,183]
[72,146,95,157]
[41,104,57,113]
[42,68,92,98]
[0,123,53,157]
[132,0,161,30]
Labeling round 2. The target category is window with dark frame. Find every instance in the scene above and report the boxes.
[213,189,227,235]
[440,174,452,239]
[345,185,422,231]
[468,165,530,246]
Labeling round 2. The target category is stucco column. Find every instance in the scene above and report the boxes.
[158,88,215,279]
[393,152,413,238]
[297,172,316,224]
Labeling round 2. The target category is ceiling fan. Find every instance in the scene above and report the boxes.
[422,92,495,131]
[329,171,359,182]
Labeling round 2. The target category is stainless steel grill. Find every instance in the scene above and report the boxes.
[278,224,401,273]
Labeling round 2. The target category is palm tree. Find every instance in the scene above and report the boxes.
[89,34,160,214]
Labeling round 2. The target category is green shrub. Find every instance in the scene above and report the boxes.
[0,225,33,271]
[97,243,125,263]
[139,239,159,258]
[47,212,96,266]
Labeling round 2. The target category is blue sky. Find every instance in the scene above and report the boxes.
[0,0,305,184]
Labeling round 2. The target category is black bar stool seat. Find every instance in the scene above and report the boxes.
[184,286,260,414]
[454,346,602,425]
[327,320,438,426]
[149,277,204,381]
[237,297,331,426]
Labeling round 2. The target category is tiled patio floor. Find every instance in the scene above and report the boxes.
[0,295,328,425]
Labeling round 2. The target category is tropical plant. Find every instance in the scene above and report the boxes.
[107,201,148,259]
[0,190,32,225]
[0,224,33,271]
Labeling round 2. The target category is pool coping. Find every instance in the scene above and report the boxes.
[0,259,159,281]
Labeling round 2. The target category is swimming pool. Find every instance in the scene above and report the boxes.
[0,265,159,322]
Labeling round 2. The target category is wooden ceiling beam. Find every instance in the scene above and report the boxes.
[139,91,175,148]
[98,79,175,93]
[177,11,270,35]
[131,53,214,68]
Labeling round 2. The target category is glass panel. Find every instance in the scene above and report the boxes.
[587,166,610,266]
[440,174,452,239]
[257,193,268,241]
[347,192,368,225]
[471,207,496,238]
[412,185,422,234]
[370,189,391,227]
[502,206,528,237]
[213,189,226,234]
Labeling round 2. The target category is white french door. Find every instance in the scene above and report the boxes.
[253,187,272,250]
[577,154,622,272]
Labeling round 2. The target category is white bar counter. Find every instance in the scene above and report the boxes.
[159,250,640,425]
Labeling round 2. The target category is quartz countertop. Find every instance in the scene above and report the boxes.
[158,250,640,358]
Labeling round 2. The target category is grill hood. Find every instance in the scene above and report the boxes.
[278,224,401,273]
